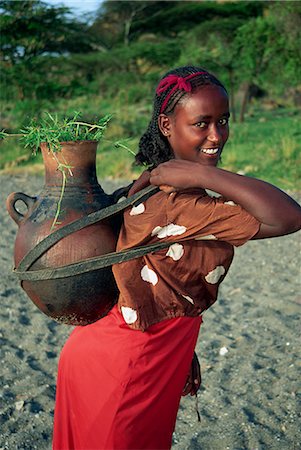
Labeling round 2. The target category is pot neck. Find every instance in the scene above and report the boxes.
[41,141,99,185]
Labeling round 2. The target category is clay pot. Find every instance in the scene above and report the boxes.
[6,141,119,325]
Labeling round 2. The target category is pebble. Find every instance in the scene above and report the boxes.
[219,346,229,356]
[15,400,24,411]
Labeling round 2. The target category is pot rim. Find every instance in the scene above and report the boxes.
[40,140,98,146]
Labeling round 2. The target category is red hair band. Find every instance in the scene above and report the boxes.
[156,71,208,113]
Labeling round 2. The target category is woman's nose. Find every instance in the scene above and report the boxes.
[207,125,221,143]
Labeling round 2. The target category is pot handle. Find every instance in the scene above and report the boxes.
[111,182,134,204]
[6,192,37,225]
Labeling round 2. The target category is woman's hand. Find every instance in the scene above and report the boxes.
[182,352,201,397]
[128,170,151,196]
[150,160,204,193]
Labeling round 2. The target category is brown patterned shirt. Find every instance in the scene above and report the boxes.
[112,189,260,331]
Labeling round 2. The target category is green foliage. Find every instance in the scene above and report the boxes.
[262,2,301,90]
[93,0,154,47]
[234,16,272,82]
[92,0,263,46]
[1,0,301,191]
[0,0,94,63]
[0,0,96,102]
[0,56,77,102]
[1,0,300,107]
[233,3,301,92]
[1,112,112,153]
[132,1,264,37]
[129,40,181,67]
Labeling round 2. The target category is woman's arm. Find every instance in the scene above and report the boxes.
[150,160,301,239]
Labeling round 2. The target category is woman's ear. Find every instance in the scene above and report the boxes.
[158,114,171,137]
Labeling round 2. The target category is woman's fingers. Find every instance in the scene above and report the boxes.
[158,184,177,194]
[149,169,164,187]
[150,160,200,190]
[128,170,151,195]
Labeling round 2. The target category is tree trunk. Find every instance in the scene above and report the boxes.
[124,11,135,46]
[239,82,251,123]
[228,69,236,123]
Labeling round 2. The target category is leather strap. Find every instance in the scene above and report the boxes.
[15,185,163,281]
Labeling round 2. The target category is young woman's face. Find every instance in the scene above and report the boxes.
[159,84,230,166]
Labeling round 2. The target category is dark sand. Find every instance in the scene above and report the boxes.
[1,174,300,450]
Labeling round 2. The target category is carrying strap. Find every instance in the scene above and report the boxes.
[15,240,175,281]
[14,184,173,281]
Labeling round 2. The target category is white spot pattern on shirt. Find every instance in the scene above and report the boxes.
[130,203,145,215]
[182,294,194,304]
[166,243,184,261]
[205,265,226,284]
[205,189,221,198]
[121,306,137,324]
[224,200,237,206]
[194,234,217,241]
[141,265,158,286]
[151,223,187,239]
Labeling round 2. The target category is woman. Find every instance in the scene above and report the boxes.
[53,66,301,449]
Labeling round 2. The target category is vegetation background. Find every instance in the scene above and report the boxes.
[1,0,300,190]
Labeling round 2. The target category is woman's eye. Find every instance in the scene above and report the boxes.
[196,121,207,128]
[219,118,229,126]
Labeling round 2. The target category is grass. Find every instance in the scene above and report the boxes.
[222,109,301,190]
[1,102,300,191]
[96,137,142,180]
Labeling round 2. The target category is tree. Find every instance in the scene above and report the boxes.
[263,1,301,95]
[233,1,301,120]
[90,1,173,48]
[178,17,246,122]
[232,16,271,121]
[0,0,96,100]
[0,0,94,63]
[131,1,264,37]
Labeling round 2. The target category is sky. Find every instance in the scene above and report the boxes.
[46,0,103,16]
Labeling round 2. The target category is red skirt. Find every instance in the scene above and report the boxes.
[53,305,202,450]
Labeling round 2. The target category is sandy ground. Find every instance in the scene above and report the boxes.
[0,174,300,450]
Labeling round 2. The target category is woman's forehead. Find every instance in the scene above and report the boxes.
[176,85,229,116]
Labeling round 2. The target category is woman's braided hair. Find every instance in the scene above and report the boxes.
[135,65,227,169]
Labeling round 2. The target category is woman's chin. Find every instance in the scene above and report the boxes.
[197,151,223,167]
[198,157,219,167]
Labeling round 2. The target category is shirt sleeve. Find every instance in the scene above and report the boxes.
[162,191,260,247]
